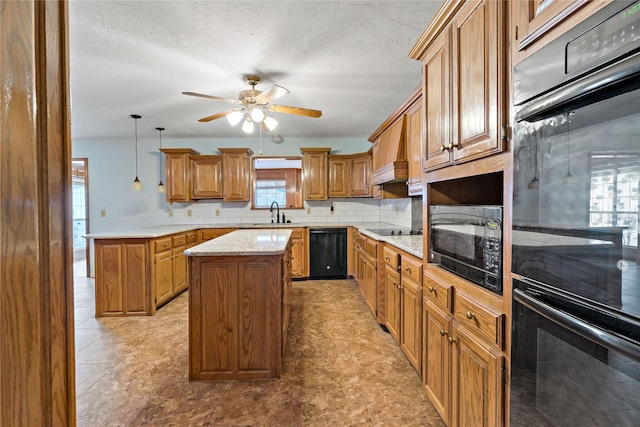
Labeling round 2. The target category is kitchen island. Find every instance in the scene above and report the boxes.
[185,229,292,380]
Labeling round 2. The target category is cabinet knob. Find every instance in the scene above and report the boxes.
[448,337,456,345]
[466,311,475,320]
[405,266,411,272]
[385,256,390,261]
[428,286,435,292]
[441,144,447,152]
[439,329,447,337]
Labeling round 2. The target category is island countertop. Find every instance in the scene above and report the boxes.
[184,229,292,256]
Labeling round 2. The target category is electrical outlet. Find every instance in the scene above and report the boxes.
[215,209,221,217]
[306,207,311,214]
[168,209,174,217]
[395,206,399,215]
[100,209,106,217]
[330,208,334,215]
[187,209,192,217]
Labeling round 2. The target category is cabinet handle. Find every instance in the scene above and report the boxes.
[405,266,411,272]
[466,311,475,320]
[441,144,447,152]
[448,337,456,344]
[385,256,390,261]
[439,329,447,337]
[393,281,398,288]
[428,286,435,292]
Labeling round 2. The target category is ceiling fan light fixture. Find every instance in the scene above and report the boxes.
[226,110,244,126]
[242,118,254,133]
[250,107,265,123]
[263,116,278,131]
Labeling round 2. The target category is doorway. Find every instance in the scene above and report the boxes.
[72,158,90,276]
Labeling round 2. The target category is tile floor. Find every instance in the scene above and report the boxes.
[73,261,444,426]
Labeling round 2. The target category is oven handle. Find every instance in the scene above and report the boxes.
[513,288,640,360]
[515,52,640,123]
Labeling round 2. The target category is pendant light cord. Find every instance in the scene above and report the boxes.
[134,117,139,176]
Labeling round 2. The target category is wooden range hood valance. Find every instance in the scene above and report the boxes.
[368,85,420,185]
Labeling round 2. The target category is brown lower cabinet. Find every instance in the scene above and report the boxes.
[94,230,199,316]
[422,267,505,427]
[188,244,291,380]
[355,233,377,317]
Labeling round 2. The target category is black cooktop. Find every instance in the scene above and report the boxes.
[366,228,422,236]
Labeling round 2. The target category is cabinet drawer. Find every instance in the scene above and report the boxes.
[186,231,198,246]
[172,234,187,247]
[401,256,422,283]
[423,274,452,312]
[383,246,400,269]
[454,291,504,350]
[365,239,377,258]
[154,237,172,253]
[290,228,303,240]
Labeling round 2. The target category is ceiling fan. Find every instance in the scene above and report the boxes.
[182,75,322,133]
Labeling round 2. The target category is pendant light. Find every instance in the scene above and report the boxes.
[130,114,143,191]
[156,127,166,193]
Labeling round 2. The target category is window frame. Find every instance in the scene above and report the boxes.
[251,157,303,210]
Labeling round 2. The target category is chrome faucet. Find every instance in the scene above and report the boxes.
[269,201,280,223]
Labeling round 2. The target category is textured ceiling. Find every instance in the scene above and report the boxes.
[69,1,443,141]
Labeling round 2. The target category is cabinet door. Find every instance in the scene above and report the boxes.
[422,27,453,171]
[451,0,504,163]
[451,322,504,427]
[172,246,187,295]
[95,242,124,315]
[302,150,329,200]
[192,155,223,199]
[154,250,173,307]
[123,243,148,314]
[164,151,193,202]
[423,301,452,425]
[328,157,350,197]
[400,277,422,374]
[290,237,305,278]
[406,100,423,195]
[384,265,401,344]
[222,151,251,202]
[350,155,371,197]
[363,255,377,317]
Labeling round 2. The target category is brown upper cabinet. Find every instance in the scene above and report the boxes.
[410,0,507,172]
[191,155,223,199]
[405,88,423,196]
[300,147,330,201]
[219,148,253,202]
[328,151,372,198]
[160,148,200,202]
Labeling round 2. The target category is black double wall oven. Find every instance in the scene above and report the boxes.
[511,2,640,425]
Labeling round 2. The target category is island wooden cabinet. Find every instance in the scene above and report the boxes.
[191,155,223,199]
[220,148,253,202]
[188,231,292,380]
[422,267,505,426]
[160,148,200,202]
[300,147,330,200]
[400,254,423,374]
[200,228,236,242]
[412,0,506,172]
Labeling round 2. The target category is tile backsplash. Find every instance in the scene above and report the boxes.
[412,196,423,230]
[174,197,414,226]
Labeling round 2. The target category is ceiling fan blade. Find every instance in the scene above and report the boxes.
[255,85,290,104]
[198,109,237,122]
[268,104,322,118]
[182,91,239,104]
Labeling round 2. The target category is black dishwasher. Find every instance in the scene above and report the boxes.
[309,228,347,279]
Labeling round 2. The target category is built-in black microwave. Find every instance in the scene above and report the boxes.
[429,205,503,294]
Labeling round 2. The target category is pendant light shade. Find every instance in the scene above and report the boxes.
[156,127,166,193]
[130,114,143,191]
[250,107,265,122]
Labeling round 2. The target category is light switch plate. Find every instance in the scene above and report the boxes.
[100,209,106,217]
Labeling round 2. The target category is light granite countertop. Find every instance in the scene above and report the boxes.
[184,229,292,256]
[85,222,424,259]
